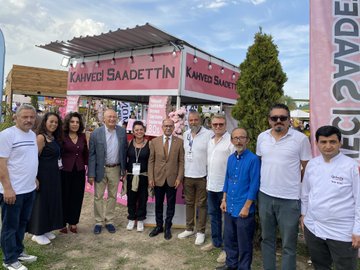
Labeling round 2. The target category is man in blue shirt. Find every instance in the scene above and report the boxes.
[216,128,260,270]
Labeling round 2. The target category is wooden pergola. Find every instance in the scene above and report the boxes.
[4,65,68,105]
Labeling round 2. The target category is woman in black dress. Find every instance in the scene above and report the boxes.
[27,112,63,245]
[126,121,150,232]
[60,112,88,234]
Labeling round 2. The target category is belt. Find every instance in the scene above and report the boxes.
[105,163,120,168]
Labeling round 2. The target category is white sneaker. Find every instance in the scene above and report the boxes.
[18,252,37,263]
[177,230,195,239]
[3,261,28,270]
[195,232,205,245]
[216,250,226,263]
[44,232,56,240]
[31,235,51,245]
[126,220,135,231]
[137,221,144,232]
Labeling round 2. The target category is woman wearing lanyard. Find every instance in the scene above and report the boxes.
[27,112,64,245]
[126,121,150,232]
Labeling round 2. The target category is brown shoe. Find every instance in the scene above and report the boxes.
[59,227,68,234]
[69,225,78,233]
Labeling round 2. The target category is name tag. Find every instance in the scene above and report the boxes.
[58,158,63,169]
[132,163,141,175]
[186,151,193,161]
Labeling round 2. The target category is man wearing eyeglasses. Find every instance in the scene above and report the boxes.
[178,110,213,245]
[201,114,235,263]
[216,127,260,270]
[148,119,184,240]
[256,103,312,270]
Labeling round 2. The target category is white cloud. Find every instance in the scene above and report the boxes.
[250,0,266,5]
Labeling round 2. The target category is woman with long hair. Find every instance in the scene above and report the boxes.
[60,112,88,234]
[27,112,64,245]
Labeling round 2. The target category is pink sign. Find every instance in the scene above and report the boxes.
[145,96,169,136]
[184,53,239,100]
[68,52,180,91]
[310,0,360,163]
[65,95,80,113]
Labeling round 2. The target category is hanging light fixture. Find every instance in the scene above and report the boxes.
[172,48,177,57]
[129,49,134,64]
[95,55,100,68]
[208,56,212,70]
[232,73,236,80]
[149,47,154,62]
[111,51,116,65]
[80,57,85,68]
[220,61,224,74]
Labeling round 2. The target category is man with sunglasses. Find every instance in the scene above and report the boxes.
[256,103,312,270]
[201,114,235,263]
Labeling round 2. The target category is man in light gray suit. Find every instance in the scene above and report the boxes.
[88,109,127,234]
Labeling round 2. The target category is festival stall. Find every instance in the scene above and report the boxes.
[38,23,240,226]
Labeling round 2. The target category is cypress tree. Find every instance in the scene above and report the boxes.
[232,29,287,151]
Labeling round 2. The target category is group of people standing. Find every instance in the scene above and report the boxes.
[0,105,88,270]
[0,103,359,270]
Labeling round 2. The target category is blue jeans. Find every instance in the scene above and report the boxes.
[258,191,300,270]
[224,212,255,270]
[207,191,223,247]
[0,191,35,264]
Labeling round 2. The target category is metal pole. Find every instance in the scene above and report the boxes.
[0,29,5,123]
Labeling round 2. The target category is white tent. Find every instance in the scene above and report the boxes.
[290,109,309,118]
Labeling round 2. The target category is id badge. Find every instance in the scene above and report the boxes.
[58,158,63,169]
[186,151,193,162]
[132,163,141,175]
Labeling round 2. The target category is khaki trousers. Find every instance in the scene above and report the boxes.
[184,177,208,233]
[94,166,120,225]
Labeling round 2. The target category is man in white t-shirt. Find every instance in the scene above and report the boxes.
[0,104,39,270]
[301,125,360,270]
[201,113,234,263]
[256,103,312,270]
[178,110,213,245]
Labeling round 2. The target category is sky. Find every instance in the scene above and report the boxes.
[0,0,309,99]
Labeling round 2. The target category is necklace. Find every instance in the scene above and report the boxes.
[134,139,145,147]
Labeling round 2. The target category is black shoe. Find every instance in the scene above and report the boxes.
[105,223,116,233]
[149,226,163,237]
[215,265,236,270]
[164,228,172,240]
[93,225,102,235]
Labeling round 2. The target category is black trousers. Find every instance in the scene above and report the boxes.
[154,181,177,228]
[61,169,85,226]
[126,175,148,221]
[304,225,358,270]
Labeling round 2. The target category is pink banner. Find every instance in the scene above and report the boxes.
[145,96,169,136]
[65,95,79,113]
[310,0,360,163]
[184,53,239,99]
[68,52,180,91]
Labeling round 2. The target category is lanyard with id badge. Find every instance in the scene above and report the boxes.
[186,133,194,162]
[132,143,143,175]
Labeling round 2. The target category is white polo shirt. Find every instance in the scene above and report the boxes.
[256,128,312,199]
[301,152,360,242]
[183,127,213,178]
[207,132,235,192]
[0,126,38,194]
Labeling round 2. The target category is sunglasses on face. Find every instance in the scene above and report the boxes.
[269,116,288,122]
[212,123,225,127]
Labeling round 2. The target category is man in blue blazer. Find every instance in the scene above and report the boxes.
[88,109,127,234]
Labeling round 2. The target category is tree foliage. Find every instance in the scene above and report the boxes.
[279,95,297,110]
[232,30,287,151]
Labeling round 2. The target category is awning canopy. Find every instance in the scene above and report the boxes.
[37,23,229,65]
[290,109,309,119]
